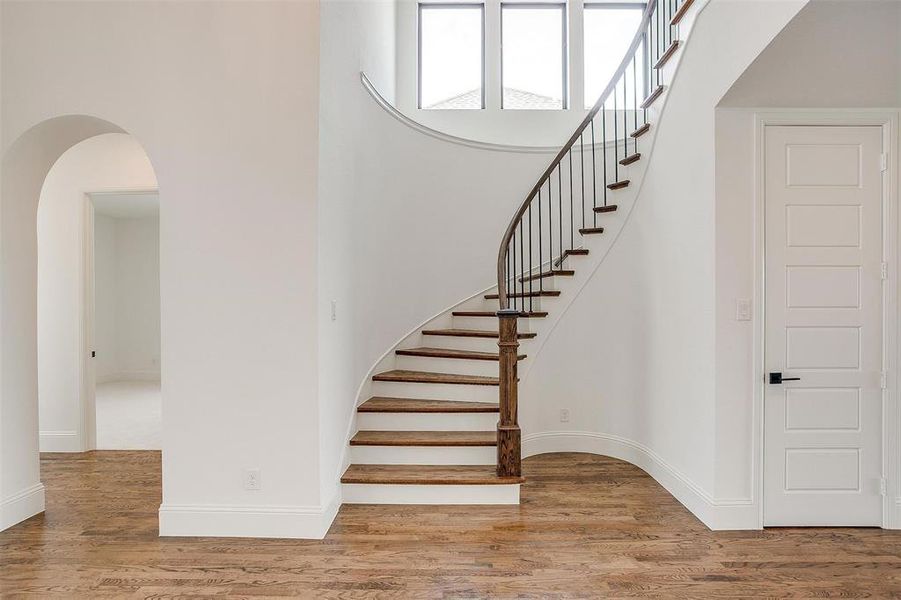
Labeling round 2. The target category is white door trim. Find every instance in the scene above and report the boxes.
[79,187,159,451]
[753,110,900,529]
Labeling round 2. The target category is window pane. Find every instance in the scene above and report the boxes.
[419,5,484,110]
[584,6,644,108]
[502,5,565,110]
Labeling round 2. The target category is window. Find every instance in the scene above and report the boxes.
[501,3,566,110]
[584,3,646,108]
[419,4,485,110]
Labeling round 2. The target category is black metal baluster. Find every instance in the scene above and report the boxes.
[633,56,638,149]
[557,164,562,267]
[602,107,608,210]
[506,244,511,310]
[548,177,554,269]
[528,204,533,313]
[569,149,574,250]
[580,132,585,230]
[519,220,524,307]
[645,26,650,123]
[617,71,629,162]
[511,231,516,311]
[613,89,618,183]
[658,1,663,86]
[590,119,597,222]
[538,187,543,293]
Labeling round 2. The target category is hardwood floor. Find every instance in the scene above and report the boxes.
[2,451,900,598]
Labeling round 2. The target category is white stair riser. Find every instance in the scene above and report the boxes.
[422,335,513,353]
[370,380,499,403]
[349,445,496,465]
[478,298,547,312]
[342,483,520,505]
[356,411,498,431]
[452,316,535,332]
[394,354,500,377]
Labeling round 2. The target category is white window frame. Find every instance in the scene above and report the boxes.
[500,1,569,110]
[583,1,648,108]
[417,2,487,110]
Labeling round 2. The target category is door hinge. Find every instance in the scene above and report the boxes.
[881,371,887,389]
[880,478,887,496]
[881,262,888,280]
[881,153,888,173]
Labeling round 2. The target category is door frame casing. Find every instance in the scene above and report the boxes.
[753,110,900,529]
[78,187,159,451]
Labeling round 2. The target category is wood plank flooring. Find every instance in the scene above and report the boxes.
[2,451,900,598]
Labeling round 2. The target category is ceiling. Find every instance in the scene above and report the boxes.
[90,192,159,219]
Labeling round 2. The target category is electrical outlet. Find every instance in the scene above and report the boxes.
[244,468,262,491]
[559,408,570,423]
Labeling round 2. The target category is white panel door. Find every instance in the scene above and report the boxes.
[764,125,883,526]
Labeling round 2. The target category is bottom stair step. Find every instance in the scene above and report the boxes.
[341,464,524,485]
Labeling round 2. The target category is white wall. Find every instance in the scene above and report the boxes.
[719,0,901,109]
[2,1,323,537]
[318,0,397,508]
[36,134,157,453]
[713,0,901,513]
[94,212,161,383]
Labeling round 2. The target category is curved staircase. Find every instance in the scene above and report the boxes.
[341,0,696,504]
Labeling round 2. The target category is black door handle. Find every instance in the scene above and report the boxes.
[769,372,800,384]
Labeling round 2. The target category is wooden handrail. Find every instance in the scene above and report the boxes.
[495,0,659,310]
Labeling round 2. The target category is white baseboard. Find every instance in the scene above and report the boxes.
[96,371,161,384]
[523,431,759,530]
[889,498,901,530]
[39,430,81,453]
[1,483,46,532]
[159,494,341,539]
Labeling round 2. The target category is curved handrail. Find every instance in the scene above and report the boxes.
[496,0,659,309]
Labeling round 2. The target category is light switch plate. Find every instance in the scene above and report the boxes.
[735,299,751,321]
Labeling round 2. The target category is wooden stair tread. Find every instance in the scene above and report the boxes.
[619,153,641,166]
[631,123,651,138]
[640,85,665,109]
[484,290,561,299]
[579,227,605,235]
[671,0,695,25]
[350,430,497,447]
[396,347,525,361]
[373,369,499,386]
[341,464,524,485]
[519,270,574,283]
[452,310,547,318]
[653,40,681,70]
[554,248,589,267]
[594,204,619,214]
[607,180,630,190]
[422,328,537,339]
[358,397,499,413]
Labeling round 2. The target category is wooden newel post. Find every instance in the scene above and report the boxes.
[496,309,522,478]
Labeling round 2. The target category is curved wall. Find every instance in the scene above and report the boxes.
[318,0,560,494]
[518,0,808,529]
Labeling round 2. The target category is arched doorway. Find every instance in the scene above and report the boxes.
[1,115,160,531]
